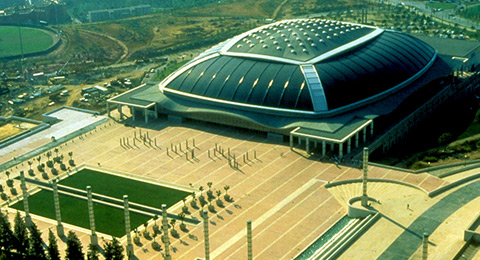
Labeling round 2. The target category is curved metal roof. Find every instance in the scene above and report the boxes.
[160,19,437,116]
[316,31,436,110]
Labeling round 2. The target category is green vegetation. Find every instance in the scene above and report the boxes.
[0,26,54,58]
[65,0,221,22]
[461,5,480,20]
[426,2,457,10]
[153,60,189,82]
[59,169,189,208]
[457,108,480,140]
[10,190,151,237]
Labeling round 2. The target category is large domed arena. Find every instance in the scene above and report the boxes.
[109,18,456,157]
[160,19,437,116]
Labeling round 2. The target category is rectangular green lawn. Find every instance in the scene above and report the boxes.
[10,190,151,238]
[59,169,190,209]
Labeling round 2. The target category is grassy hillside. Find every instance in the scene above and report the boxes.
[65,0,223,22]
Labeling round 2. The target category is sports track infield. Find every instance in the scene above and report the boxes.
[0,26,54,58]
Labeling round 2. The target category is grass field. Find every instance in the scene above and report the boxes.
[426,2,457,10]
[59,169,190,208]
[10,190,151,237]
[0,26,54,58]
[462,5,480,20]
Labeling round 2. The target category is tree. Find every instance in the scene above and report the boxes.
[224,185,231,201]
[47,229,60,260]
[86,244,99,260]
[178,212,186,231]
[169,219,178,238]
[170,219,176,230]
[13,211,28,257]
[190,191,197,208]
[28,222,47,259]
[104,237,124,260]
[65,231,84,260]
[0,211,14,253]
[46,151,52,162]
[27,161,33,170]
[36,156,42,166]
[5,171,10,180]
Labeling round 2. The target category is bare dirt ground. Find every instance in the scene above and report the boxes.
[0,120,38,141]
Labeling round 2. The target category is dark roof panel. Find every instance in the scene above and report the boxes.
[315,31,435,110]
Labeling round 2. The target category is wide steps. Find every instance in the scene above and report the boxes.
[311,213,379,260]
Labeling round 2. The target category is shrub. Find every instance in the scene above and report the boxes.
[208,204,215,213]
[182,205,189,214]
[60,164,67,171]
[170,229,179,238]
[422,156,439,163]
[28,169,35,176]
[180,223,187,232]
[152,241,161,251]
[133,236,141,245]
[438,132,453,145]
[143,230,150,239]
[206,190,215,200]
[224,194,232,202]
[69,159,75,166]
[37,165,44,172]
[1,193,7,200]
[46,161,54,168]
[216,199,223,207]
[51,168,58,175]
[199,195,206,207]
[153,224,160,234]
[6,179,13,187]
[190,199,198,208]
[10,188,17,196]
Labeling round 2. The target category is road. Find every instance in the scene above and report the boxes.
[383,0,480,32]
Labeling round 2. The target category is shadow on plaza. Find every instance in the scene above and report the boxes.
[117,115,274,144]
[378,212,436,246]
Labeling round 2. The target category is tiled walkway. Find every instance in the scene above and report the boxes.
[0,110,475,260]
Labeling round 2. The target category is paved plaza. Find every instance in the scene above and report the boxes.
[1,109,480,259]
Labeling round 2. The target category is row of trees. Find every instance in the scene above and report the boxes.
[0,211,124,260]
[0,151,76,201]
